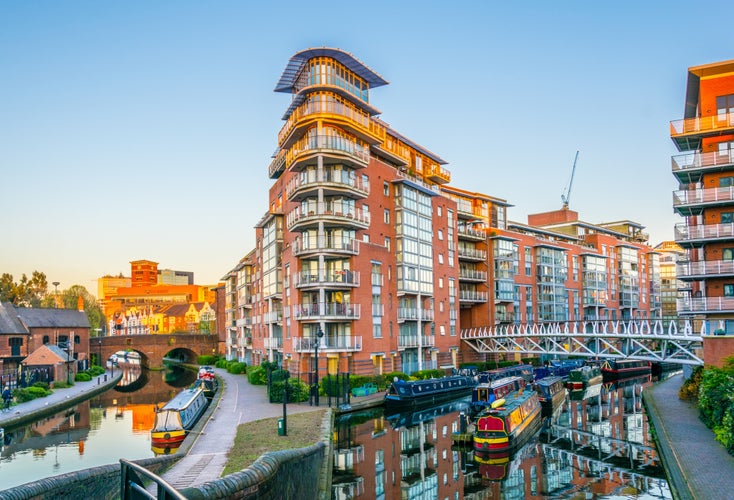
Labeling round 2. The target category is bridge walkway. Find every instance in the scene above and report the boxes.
[644,373,734,500]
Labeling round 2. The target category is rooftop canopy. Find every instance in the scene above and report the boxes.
[274,47,389,93]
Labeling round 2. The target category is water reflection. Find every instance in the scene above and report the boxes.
[0,363,193,490]
[332,374,673,499]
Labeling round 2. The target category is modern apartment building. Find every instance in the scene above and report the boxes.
[225,48,662,376]
[672,59,734,333]
[654,241,685,325]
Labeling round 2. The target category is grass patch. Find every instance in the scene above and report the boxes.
[222,409,326,476]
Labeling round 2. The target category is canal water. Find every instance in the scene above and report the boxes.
[332,373,674,500]
[0,364,675,499]
[0,363,196,490]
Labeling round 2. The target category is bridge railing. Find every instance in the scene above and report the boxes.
[460,319,704,339]
[120,458,186,500]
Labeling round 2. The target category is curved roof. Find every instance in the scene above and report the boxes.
[274,47,389,93]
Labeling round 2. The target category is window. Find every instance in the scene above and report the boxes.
[717,94,734,119]
[438,229,443,240]
[384,237,391,251]
[384,209,390,224]
[438,253,444,265]
[720,176,734,188]
[437,206,442,217]
[383,181,389,196]
[722,212,734,224]
[725,248,734,261]
[725,284,734,297]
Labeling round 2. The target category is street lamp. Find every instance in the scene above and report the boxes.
[314,327,324,406]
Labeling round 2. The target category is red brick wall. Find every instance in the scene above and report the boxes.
[703,336,734,368]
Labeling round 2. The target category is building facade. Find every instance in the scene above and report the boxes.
[225,48,663,375]
[671,59,734,334]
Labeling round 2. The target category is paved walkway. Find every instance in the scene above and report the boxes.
[645,373,734,500]
[158,367,322,488]
[0,370,121,430]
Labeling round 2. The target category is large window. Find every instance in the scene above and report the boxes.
[717,94,734,119]
[722,212,734,224]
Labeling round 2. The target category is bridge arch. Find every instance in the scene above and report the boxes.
[95,334,218,369]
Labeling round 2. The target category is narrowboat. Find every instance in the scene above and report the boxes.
[384,374,476,412]
[600,359,651,379]
[533,375,567,416]
[471,376,526,412]
[532,359,584,380]
[387,397,472,430]
[151,387,209,448]
[567,364,602,390]
[477,364,534,384]
[195,367,218,398]
[473,389,542,454]
[569,379,602,401]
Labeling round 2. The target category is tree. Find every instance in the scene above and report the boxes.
[0,271,49,306]
[62,285,106,333]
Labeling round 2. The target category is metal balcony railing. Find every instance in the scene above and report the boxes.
[677,297,734,314]
[457,227,487,240]
[459,269,488,281]
[459,290,489,302]
[672,150,734,174]
[670,112,734,136]
[286,204,370,230]
[397,335,436,349]
[457,247,487,261]
[263,337,283,349]
[677,259,734,279]
[292,302,361,320]
[293,270,360,288]
[285,169,370,200]
[397,308,434,322]
[293,236,359,256]
[675,223,734,244]
[292,335,362,352]
[673,187,734,210]
[263,311,283,324]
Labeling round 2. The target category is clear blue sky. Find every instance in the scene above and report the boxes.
[1,1,731,295]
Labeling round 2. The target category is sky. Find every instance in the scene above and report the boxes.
[1,1,732,296]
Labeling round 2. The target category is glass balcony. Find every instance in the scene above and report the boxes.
[674,222,734,246]
[292,302,361,320]
[292,335,362,352]
[286,204,370,231]
[397,335,436,349]
[672,150,734,183]
[292,237,359,257]
[457,247,487,261]
[293,270,360,288]
[458,269,488,282]
[263,337,283,350]
[397,308,434,322]
[263,310,283,324]
[670,112,734,150]
[287,134,370,172]
[673,187,734,216]
[677,259,734,280]
[285,170,370,202]
[677,296,734,314]
[457,226,486,241]
[459,290,489,303]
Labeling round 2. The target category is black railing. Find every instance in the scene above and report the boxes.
[120,459,186,500]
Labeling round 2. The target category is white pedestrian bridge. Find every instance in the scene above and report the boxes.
[460,319,705,366]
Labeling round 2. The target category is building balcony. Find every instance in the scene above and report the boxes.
[292,335,363,353]
[293,270,360,289]
[397,308,434,322]
[677,296,734,314]
[236,317,252,327]
[397,335,435,349]
[677,259,734,280]
[672,150,734,184]
[673,186,734,216]
[292,302,361,321]
[674,222,734,247]
[285,171,370,202]
[240,335,252,348]
[459,269,488,282]
[292,237,359,257]
[263,337,283,350]
[286,204,370,231]
[457,247,487,262]
[263,310,283,324]
[287,134,370,172]
[457,226,486,241]
[459,290,489,303]
[424,162,451,185]
[670,112,734,151]
[268,148,287,179]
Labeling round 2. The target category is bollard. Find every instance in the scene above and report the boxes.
[104,374,108,382]
[98,377,101,385]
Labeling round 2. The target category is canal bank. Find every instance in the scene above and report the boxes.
[643,372,734,500]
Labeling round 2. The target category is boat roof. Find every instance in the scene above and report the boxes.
[161,388,202,411]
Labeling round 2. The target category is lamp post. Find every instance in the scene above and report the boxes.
[314,327,324,406]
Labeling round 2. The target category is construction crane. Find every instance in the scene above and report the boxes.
[561,151,580,210]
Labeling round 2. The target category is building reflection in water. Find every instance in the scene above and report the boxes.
[331,374,672,499]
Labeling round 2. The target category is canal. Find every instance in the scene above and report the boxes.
[0,363,196,490]
[0,365,675,499]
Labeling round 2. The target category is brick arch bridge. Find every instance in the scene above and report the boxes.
[92,334,218,369]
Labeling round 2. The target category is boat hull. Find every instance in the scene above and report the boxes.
[473,391,542,454]
[601,360,652,380]
[384,375,476,413]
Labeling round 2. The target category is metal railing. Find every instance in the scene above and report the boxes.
[673,186,734,208]
[672,150,734,173]
[120,458,186,500]
[292,236,359,256]
[670,112,734,136]
[292,335,362,352]
[674,222,734,242]
[457,247,487,261]
[677,296,734,313]
[397,335,436,348]
[285,169,370,200]
[397,308,435,322]
[677,259,734,278]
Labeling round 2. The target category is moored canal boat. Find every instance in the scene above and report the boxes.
[384,374,476,412]
[567,364,602,390]
[151,387,209,449]
[600,359,651,379]
[473,389,542,454]
[533,375,567,416]
[477,364,534,384]
[471,376,526,412]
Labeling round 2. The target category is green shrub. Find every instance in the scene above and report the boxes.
[86,366,105,377]
[269,378,310,403]
[53,380,72,389]
[411,369,445,380]
[14,385,52,402]
[226,361,247,374]
[198,354,219,365]
[679,366,703,400]
[32,381,50,390]
[247,365,268,385]
[75,372,92,382]
[215,359,228,368]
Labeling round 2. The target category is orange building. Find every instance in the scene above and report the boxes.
[223,48,663,374]
[671,59,734,335]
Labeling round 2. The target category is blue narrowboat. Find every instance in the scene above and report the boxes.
[151,387,209,448]
[384,374,476,412]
